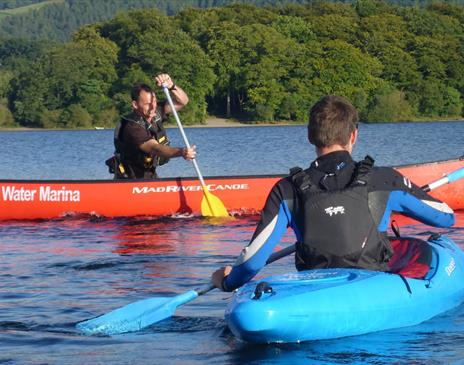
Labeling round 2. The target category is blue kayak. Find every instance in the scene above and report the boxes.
[225,234,464,343]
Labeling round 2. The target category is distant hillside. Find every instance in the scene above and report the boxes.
[0,0,224,41]
[1,0,462,41]
[0,0,44,10]
[0,0,63,19]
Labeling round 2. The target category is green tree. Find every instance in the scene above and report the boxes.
[204,21,242,117]
[309,14,359,43]
[366,86,413,122]
[354,0,396,18]
[102,10,215,124]
[0,103,15,127]
[311,39,384,114]
[270,15,315,44]
[416,77,462,117]
[232,23,298,121]
[8,26,118,127]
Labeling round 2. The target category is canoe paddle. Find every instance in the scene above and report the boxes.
[162,85,229,218]
[76,244,295,335]
[76,167,464,336]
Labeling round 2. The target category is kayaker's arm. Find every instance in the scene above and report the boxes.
[154,74,189,114]
[387,191,454,227]
[375,168,455,230]
[139,139,196,160]
[212,178,301,292]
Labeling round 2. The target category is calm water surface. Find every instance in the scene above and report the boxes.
[1,121,463,179]
[1,122,464,364]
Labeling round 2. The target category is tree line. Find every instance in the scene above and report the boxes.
[1,1,464,128]
[1,0,462,41]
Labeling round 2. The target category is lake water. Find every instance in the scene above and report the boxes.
[0,121,464,364]
[1,121,463,179]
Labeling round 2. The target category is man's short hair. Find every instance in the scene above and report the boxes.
[131,84,154,102]
[308,95,359,148]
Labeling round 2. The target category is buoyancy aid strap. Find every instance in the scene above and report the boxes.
[351,155,375,185]
[289,167,313,192]
[391,220,401,238]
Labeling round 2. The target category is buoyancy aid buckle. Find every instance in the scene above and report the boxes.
[290,167,313,192]
[351,155,375,185]
[143,155,154,169]
[105,154,129,178]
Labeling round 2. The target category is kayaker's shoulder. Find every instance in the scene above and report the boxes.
[365,166,410,189]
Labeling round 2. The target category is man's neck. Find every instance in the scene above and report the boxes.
[133,110,152,123]
[316,145,351,157]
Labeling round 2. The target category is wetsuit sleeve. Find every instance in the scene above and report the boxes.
[223,178,301,291]
[376,167,455,230]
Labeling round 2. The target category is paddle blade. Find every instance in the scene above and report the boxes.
[200,190,229,217]
[76,290,198,335]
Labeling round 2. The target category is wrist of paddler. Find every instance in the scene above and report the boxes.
[212,266,233,292]
[221,276,231,292]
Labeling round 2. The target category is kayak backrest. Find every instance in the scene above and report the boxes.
[388,238,432,279]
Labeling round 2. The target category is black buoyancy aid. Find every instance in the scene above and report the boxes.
[291,156,393,272]
[113,110,170,178]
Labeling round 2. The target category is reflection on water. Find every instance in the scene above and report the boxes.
[0,213,463,364]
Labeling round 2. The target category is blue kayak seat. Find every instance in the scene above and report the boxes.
[388,237,432,279]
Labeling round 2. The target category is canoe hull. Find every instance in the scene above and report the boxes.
[225,235,464,343]
[0,157,462,220]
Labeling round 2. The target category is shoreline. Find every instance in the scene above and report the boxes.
[1,117,463,131]
[0,117,303,131]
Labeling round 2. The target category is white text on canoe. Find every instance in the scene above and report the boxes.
[132,184,249,194]
[1,186,80,202]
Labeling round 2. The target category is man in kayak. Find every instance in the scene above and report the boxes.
[108,73,196,179]
[212,95,455,291]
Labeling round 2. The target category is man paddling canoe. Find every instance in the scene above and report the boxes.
[212,95,455,291]
[107,74,196,179]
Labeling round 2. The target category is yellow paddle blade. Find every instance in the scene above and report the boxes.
[200,189,229,217]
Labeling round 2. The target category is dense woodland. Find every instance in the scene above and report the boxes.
[1,1,464,128]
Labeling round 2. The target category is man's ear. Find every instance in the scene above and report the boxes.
[350,128,358,146]
[132,100,138,110]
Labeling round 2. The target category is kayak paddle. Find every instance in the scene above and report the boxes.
[76,244,295,335]
[421,167,464,192]
[162,85,229,218]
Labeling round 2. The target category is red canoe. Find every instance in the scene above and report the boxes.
[0,157,463,220]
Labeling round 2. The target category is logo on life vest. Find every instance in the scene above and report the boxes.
[325,206,345,216]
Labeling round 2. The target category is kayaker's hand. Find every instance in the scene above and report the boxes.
[182,145,196,160]
[155,73,174,90]
[212,266,232,291]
